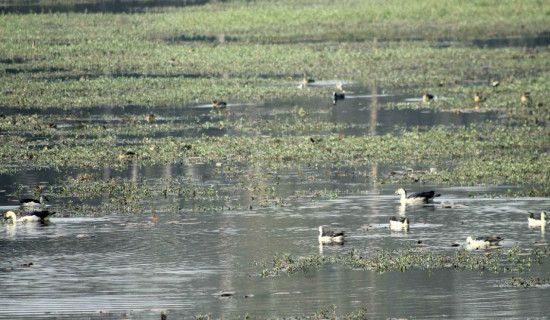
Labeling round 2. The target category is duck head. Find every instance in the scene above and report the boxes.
[395,188,406,196]
[4,210,16,222]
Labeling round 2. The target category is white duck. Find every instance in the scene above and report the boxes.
[4,210,55,224]
[395,188,441,205]
[19,195,49,209]
[528,211,547,227]
[318,225,346,244]
[389,216,409,231]
[465,235,503,249]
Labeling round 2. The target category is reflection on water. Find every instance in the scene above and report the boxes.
[1,185,549,319]
[0,87,499,139]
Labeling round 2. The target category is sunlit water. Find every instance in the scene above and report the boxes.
[1,185,549,319]
[1,87,548,319]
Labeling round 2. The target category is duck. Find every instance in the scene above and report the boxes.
[389,216,409,231]
[19,195,49,208]
[212,100,227,109]
[332,91,345,104]
[395,188,441,205]
[302,72,315,86]
[474,92,485,103]
[422,92,434,102]
[118,150,135,161]
[521,92,531,103]
[528,211,546,227]
[4,210,55,224]
[465,235,503,249]
[336,82,344,92]
[491,80,500,87]
[145,113,156,124]
[318,225,345,244]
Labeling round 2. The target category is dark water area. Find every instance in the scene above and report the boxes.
[472,31,550,49]
[1,85,499,139]
[0,0,210,14]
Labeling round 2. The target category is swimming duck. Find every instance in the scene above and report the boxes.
[528,211,546,227]
[465,235,503,249]
[389,216,409,231]
[395,188,441,205]
[212,100,227,109]
[4,210,55,224]
[422,92,434,102]
[474,92,485,103]
[318,225,346,244]
[302,72,315,86]
[521,92,531,103]
[19,195,48,208]
[332,91,345,104]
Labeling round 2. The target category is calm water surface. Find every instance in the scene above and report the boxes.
[1,185,549,319]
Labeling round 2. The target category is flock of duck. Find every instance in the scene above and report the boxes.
[205,74,532,115]
[4,188,547,251]
[3,195,55,224]
[318,188,547,250]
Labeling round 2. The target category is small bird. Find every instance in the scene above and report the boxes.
[528,211,546,227]
[118,150,135,161]
[146,113,156,124]
[389,216,409,231]
[332,91,345,104]
[302,72,315,86]
[422,92,434,102]
[4,210,55,224]
[152,213,159,224]
[466,235,503,249]
[395,188,441,205]
[19,195,49,208]
[521,92,531,103]
[212,100,227,109]
[318,225,346,244]
[491,80,500,87]
[474,92,485,103]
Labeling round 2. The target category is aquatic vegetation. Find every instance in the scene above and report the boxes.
[192,305,368,320]
[257,246,550,277]
[254,253,326,277]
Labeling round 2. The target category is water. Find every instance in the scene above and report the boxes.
[0,86,497,138]
[0,0,210,14]
[1,88,548,319]
[1,185,549,319]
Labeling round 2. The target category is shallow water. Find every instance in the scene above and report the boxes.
[1,86,497,138]
[1,184,549,319]
[1,86,548,318]
[0,0,210,14]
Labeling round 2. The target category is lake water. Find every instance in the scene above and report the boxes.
[1,185,549,319]
[1,88,549,319]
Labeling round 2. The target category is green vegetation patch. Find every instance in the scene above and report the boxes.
[256,245,550,277]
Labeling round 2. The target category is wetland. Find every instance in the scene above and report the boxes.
[1,0,550,318]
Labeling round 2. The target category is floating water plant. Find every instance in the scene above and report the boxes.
[257,246,550,277]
